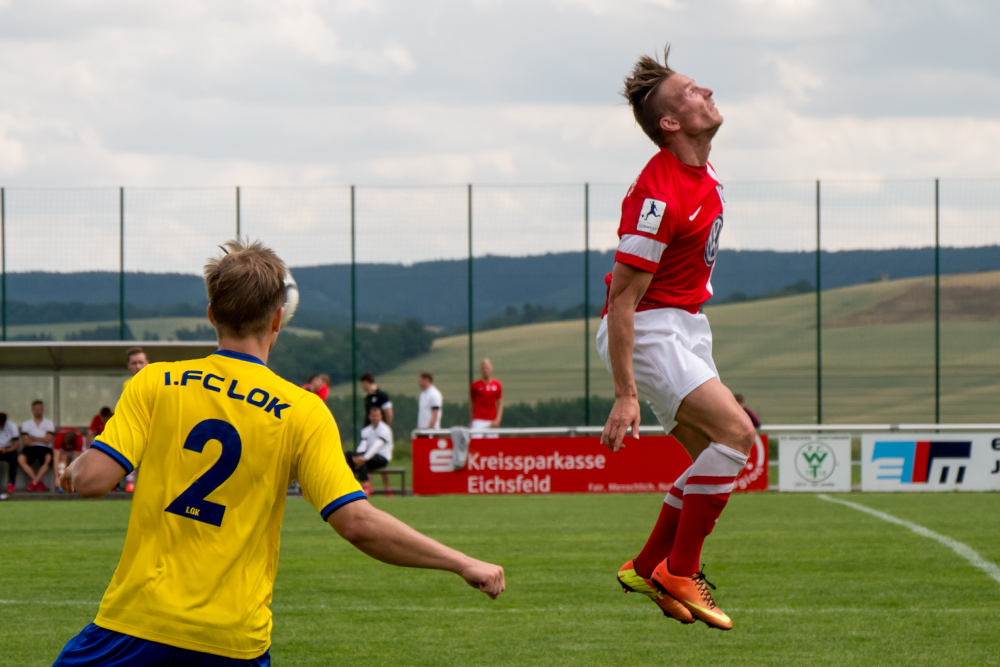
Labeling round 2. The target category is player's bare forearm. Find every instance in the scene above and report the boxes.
[62,449,127,498]
[384,407,394,426]
[602,263,654,451]
[328,500,505,598]
[492,400,503,427]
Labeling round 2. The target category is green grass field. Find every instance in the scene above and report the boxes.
[332,272,1000,425]
[2,493,998,666]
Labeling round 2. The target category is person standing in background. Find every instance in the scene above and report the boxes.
[302,374,330,401]
[470,359,503,437]
[126,347,148,376]
[360,372,393,427]
[417,372,443,430]
[0,413,20,495]
[122,347,148,493]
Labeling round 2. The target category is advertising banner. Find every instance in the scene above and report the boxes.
[861,433,1000,492]
[778,435,852,492]
[412,434,768,496]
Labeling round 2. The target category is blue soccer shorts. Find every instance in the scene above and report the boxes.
[52,624,271,667]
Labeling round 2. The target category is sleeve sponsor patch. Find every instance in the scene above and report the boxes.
[637,198,666,234]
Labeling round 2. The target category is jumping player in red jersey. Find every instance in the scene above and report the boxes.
[597,47,756,631]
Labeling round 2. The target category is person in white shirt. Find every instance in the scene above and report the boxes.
[417,371,444,430]
[345,405,394,497]
[18,399,55,492]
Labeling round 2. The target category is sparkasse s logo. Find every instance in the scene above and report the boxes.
[871,440,972,485]
[795,441,836,482]
[429,440,453,472]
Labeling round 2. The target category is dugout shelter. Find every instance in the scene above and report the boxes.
[0,341,218,426]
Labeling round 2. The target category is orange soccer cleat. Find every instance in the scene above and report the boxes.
[617,559,694,624]
[651,560,732,630]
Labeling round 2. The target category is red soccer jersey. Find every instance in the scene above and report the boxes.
[54,427,84,452]
[471,379,503,421]
[89,414,107,437]
[603,147,724,316]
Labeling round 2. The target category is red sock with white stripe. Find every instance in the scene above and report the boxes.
[633,466,691,578]
[668,443,748,577]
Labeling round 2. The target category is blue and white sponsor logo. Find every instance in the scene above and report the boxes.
[703,215,723,266]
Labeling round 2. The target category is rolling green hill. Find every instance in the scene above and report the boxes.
[331,272,1000,425]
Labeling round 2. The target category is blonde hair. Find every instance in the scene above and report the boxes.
[622,45,676,146]
[204,239,287,338]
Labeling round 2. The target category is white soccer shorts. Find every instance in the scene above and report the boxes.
[470,418,498,439]
[596,307,720,434]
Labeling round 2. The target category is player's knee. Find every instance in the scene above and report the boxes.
[725,419,756,455]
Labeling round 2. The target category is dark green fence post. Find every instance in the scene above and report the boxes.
[934,178,940,424]
[584,182,590,425]
[468,183,474,389]
[350,185,358,447]
[235,186,241,238]
[119,187,125,341]
[815,180,822,424]
[1,187,5,342]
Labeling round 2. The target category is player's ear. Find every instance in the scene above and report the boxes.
[271,306,284,333]
[206,305,215,326]
[659,114,680,135]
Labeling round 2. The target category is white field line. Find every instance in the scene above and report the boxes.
[0,599,992,614]
[817,493,1000,586]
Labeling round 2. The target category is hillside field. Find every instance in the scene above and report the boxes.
[331,272,1000,425]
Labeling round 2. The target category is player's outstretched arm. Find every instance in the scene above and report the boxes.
[59,449,126,498]
[327,499,505,599]
[602,262,654,452]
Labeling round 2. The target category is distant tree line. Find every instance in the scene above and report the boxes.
[268,319,434,387]
[3,300,206,326]
[476,302,603,332]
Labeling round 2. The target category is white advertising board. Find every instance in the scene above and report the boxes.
[861,433,1000,492]
[779,435,852,492]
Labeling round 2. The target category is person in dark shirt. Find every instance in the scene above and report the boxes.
[733,394,760,429]
[359,372,393,427]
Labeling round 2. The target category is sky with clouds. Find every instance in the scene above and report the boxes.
[1,0,999,189]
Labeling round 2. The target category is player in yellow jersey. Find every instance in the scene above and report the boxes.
[53,240,505,666]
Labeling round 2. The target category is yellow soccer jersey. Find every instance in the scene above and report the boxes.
[89,349,363,659]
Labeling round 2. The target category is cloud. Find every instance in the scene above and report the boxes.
[0,0,996,192]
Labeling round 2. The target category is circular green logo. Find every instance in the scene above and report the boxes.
[795,442,836,483]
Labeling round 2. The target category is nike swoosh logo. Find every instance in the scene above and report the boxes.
[682,599,730,624]
[689,207,701,221]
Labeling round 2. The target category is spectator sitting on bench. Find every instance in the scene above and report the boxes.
[87,406,113,444]
[0,412,19,494]
[345,404,393,498]
[18,399,55,492]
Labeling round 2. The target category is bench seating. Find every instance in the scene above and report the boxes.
[374,467,406,496]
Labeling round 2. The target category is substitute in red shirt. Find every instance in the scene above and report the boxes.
[87,407,113,443]
[470,359,503,428]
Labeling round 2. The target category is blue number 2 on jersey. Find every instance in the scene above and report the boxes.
[164,419,243,527]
